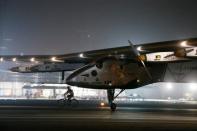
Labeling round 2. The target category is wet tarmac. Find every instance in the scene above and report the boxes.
[0,100,197,131]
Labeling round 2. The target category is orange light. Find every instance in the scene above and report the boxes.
[100,102,105,106]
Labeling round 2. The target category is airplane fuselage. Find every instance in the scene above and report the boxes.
[66,58,154,89]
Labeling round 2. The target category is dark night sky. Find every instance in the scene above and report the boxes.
[1,0,197,55]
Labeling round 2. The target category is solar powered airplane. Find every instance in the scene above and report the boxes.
[0,38,197,111]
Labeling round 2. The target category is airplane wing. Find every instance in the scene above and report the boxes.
[0,37,196,72]
[137,38,197,52]
[0,45,136,63]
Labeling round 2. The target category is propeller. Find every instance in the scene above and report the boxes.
[128,40,152,80]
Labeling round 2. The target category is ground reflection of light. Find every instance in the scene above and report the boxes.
[189,83,197,91]
[166,83,173,90]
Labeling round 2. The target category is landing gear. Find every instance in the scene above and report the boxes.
[107,89,125,111]
[107,89,115,111]
[110,103,117,111]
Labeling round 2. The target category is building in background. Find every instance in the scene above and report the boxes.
[0,62,197,101]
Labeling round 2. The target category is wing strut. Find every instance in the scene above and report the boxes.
[61,71,65,82]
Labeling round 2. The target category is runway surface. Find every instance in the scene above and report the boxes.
[0,100,197,130]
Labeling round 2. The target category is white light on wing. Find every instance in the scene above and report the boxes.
[137,46,142,51]
[79,53,84,58]
[180,41,187,47]
[51,57,56,61]
[30,57,35,62]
